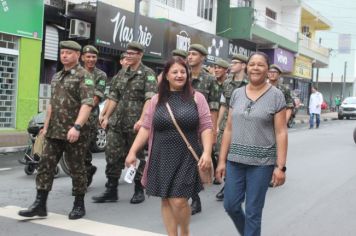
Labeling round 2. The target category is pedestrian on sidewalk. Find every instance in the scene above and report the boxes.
[216,52,288,236]
[309,86,323,129]
[18,40,95,220]
[126,57,213,236]
[334,95,341,112]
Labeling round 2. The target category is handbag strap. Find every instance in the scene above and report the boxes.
[166,102,200,162]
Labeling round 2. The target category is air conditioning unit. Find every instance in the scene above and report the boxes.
[69,19,91,39]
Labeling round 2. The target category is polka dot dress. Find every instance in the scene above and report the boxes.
[146,92,203,198]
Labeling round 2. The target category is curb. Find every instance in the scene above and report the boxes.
[294,117,337,124]
[0,146,27,154]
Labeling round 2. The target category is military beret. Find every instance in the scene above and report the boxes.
[214,58,230,69]
[59,40,81,51]
[82,45,98,54]
[127,41,144,52]
[231,53,248,63]
[270,64,283,73]
[172,49,188,59]
[189,44,208,56]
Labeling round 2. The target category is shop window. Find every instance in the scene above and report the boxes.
[197,0,214,21]
[157,0,185,10]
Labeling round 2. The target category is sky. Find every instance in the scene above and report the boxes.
[305,0,356,83]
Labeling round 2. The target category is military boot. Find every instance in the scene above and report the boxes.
[216,186,224,201]
[92,178,118,203]
[191,194,202,215]
[130,180,145,204]
[68,195,85,220]
[18,190,48,217]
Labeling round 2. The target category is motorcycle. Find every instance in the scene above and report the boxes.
[287,90,304,128]
[18,112,70,176]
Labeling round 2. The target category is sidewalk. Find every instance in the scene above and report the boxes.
[0,111,339,154]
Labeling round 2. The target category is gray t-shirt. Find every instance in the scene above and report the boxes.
[228,85,286,165]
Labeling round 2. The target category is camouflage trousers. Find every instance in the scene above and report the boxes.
[105,128,145,181]
[36,136,88,195]
[85,124,98,169]
[214,111,228,157]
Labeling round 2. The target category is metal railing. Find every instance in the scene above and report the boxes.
[299,33,330,57]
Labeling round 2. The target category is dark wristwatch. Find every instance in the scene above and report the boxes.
[276,166,287,172]
[74,124,81,131]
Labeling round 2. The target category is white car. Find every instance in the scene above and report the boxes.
[338,97,356,120]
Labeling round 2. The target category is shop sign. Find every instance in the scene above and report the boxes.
[293,56,312,79]
[228,40,255,58]
[262,48,295,73]
[95,2,165,57]
[0,0,44,39]
[167,22,229,63]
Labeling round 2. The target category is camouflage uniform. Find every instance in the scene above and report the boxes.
[191,69,221,111]
[276,83,294,109]
[85,67,107,168]
[215,73,248,155]
[36,64,94,196]
[105,63,157,181]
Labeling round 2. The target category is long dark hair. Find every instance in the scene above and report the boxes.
[158,57,193,104]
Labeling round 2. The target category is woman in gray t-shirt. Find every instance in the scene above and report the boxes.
[216,52,288,236]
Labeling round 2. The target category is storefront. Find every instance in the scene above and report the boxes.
[95,1,166,75]
[0,0,44,129]
[228,39,256,58]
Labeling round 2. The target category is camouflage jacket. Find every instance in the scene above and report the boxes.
[276,83,294,109]
[47,64,94,140]
[191,69,221,111]
[221,73,248,107]
[107,63,157,131]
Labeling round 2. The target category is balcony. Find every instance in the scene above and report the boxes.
[299,33,330,67]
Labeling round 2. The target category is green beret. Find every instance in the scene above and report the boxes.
[82,45,98,54]
[270,64,283,73]
[59,40,81,51]
[214,58,229,69]
[231,53,248,63]
[127,41,144,52]
[189,44,208,56]
[172,49,188,59]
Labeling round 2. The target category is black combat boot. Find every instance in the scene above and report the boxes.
[130,180,145,204]
[191,194,202,215]
[92,178,118,203]
[216,186,224,201]
[18,190,48,217]
[68,195,85,220]
[87,165,97,187]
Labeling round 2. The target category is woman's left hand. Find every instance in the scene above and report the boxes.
[198,152,212,171]
[271,168,286,187]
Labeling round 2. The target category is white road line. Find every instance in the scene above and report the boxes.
[0,168,11,171]
[0,206,166,236]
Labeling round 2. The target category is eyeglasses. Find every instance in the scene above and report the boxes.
[125,51,139,56]
[244,101,255,116]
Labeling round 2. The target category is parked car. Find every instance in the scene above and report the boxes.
[338,97,356,120]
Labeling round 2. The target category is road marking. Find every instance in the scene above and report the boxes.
[0,206,166,236]
[0,168,11,171]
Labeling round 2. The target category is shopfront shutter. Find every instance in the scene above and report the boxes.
[44,25,58,61]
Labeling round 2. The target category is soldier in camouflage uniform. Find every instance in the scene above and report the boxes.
[216,53,249,201]
[81,45,107,187]
[19,41,94,220]
[211,58,230,174]
[187,44,220,215]
[92,42,157,204]
[268,64,294,123]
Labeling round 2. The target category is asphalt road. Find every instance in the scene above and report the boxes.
[0,120,355,236]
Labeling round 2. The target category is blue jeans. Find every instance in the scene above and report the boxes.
[224,161,274,236]
[309,113,320,128]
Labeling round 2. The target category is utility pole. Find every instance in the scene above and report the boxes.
[342,61,347,99]
[329,72,333,107]
[315,38,322,88]
[133,0,141,42]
